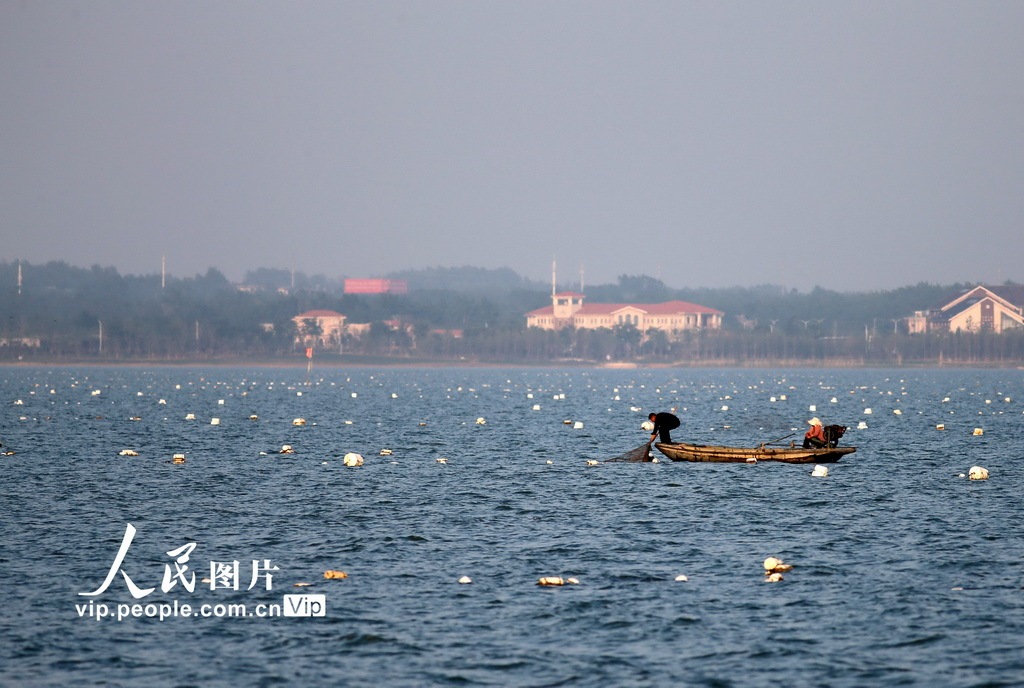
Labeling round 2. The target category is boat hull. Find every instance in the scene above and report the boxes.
[655,442,856,464]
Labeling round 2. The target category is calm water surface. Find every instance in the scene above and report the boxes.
[1,366,1023,686]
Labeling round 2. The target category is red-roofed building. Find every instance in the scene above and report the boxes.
[526,292,723,336]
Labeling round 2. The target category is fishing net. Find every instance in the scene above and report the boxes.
[606,443,653,463]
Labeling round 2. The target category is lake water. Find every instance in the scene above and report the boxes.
[1,365,1023,686]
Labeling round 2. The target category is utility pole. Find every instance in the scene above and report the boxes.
[98,320,103,354]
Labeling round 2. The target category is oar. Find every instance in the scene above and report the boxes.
[761,432,797,447]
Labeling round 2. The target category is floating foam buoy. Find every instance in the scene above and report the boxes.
[809,405,816,412]
[674,574,689,582]
[765,572,784,583]
[418,422,427,426]
[641,420,654,431]
[218,399,225,405]
[532,404,541,411]
[779,395,787,401]
[769,396,777,403]
[763,557,793,573]
[158,399,167,405]
[343,453,364,466]
[935,423,945,430]
[863,408,872,415]
[562,419,572,425]
[857,421,868,429]
[893,409,902,416]
[585,460,600,466]
[436,457,447,464]
[458,576,473,584]
[573,421,584,429]
[746,457,757,464]
[293,582,312,587]
[210,417,220,425]
[350,392,357,398]
[323,570,348,579]
[129,416,141,421]
[293,418,307,426]
[651,457,660,463]
[184,413,196,420]
[280,445,294,454]
[172,453,186,464]
[830,397,838,404]
[968,466,989,480]
[249,414,259,420]
[566,577,580,585]
[537,576,564,586]
[720,405,729,411]
[475,417,486,425]
[973,428,984,436]
[811,464,828,477]
[546,460,553,464]
[119,449,139,456]
[13,400,23,405]
[391,393,398,399]
[379,448,393,456]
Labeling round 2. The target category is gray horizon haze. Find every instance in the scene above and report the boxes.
[3,1,1023,292]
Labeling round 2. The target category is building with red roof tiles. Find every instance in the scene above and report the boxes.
[526,292,723,337]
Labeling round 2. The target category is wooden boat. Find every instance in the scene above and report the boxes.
[654,441,856,464]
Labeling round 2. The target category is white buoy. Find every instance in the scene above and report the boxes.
[119,449,139,456]
[184,413,196,420]
[343,452,364,466]
[436,457,447,464]
[973,427,984,436]
[809,404,816,412]
[863,408,873,415]
[210,417,220,425]
[573,421,584,429]
[585,460,600,466]
[532,404,541,411]
[857,421,868,429]
[893,409,902,415]
[811,464,828,477]
[537,576,564,586]
[968,466,989,480]
[674,574,689,582]
[475,417,486,425]
[293,418,307,426]
[936,424,945,430]
[458,575,472,584]
[721,405,729,411]
[641,420,654,431]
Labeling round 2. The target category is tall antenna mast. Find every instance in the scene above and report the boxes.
[551,257,556,297]
[161,256,166,289]
[579,263,584,293]
[17,260,22,296]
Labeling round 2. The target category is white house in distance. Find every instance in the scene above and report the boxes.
[292,309,346,347]
[907,285,1024,334]
[526,292,723,336]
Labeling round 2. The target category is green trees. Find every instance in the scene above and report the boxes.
[0,260,1021,364]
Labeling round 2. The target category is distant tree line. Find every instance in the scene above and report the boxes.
[1,260,1021,365]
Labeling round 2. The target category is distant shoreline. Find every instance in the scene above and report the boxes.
[1,356,1022,370]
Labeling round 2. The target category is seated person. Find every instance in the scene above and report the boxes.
[803,417,827,448]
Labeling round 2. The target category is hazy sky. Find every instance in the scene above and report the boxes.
[3,1,1023,292]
